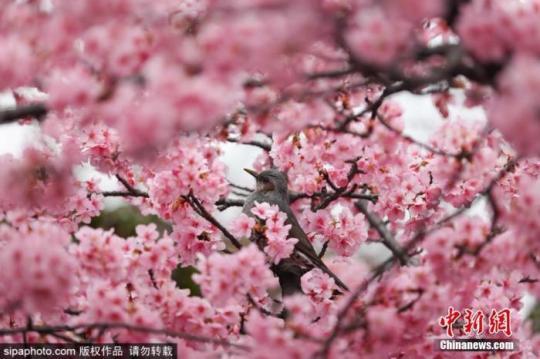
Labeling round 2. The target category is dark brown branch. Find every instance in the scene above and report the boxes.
[0,322,248,349]
[308,162,366,211]
[184,192,243,250]
[290,190,377,204]
[101,190,149,198]
[317,158,517,357]
[376,113,464,158]
[306,123,373,138]
[355,200,410,266]
[444,0,472,28]
[247,295,286,319]
[0,103,48,125]
[455,187,505,258]
[227,138,272,151]
[100,176,149,198]
[397,289,424,313]
[519,277,539,284]
[337,85,401,131]
[148,269,158,290]
[64,308,82,316]
[306,67,356,80]
[214,187,378,212]
[318,240,329,259]
[216,198,245,210]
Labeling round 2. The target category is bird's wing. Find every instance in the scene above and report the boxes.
[247,192,349,291]
[283,206,320,258]
[283,206,350,292]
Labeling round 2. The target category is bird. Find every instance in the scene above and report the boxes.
[242,168,349,296]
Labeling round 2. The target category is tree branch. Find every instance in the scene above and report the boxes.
[376,113,464,158]
[184,192,243,250]
[0,103,48,125]
[397,289,424,313]
[216,198,246,211]
[306,67,356,80]
[355,200,410,266]
[101,190,149,198]
[0,322,248,349]
[226,138,272,151]
[317,158,517,357]
[100,175,149,198]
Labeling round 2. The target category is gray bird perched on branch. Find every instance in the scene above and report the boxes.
[242,168,349,296]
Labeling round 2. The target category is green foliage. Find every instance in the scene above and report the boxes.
[529,301,540,333]
[89,205,201,295]
[89,205,171,238]
[172,265,201,297]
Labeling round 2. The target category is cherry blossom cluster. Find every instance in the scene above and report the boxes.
[194,244,278,308]
[488,55,540,156]
[0,222,77,316]
[458,0,540,62]
[0,221,247,347]
[304,205,368,256]
[247,202,299,264]
[148,139,228,220]
[0,147,103,232]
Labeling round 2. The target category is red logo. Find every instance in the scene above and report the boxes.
[439,308,512,337]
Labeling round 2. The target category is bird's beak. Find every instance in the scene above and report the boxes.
[243,168,259,179]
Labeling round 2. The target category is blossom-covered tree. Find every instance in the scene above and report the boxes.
[1,0,540,357]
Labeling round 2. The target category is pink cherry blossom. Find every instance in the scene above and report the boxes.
[244,311,318,358]
[0,222,77,315]
[264,236,298,265]
[46,66,101,111]
[458,0,540,62]
[249,202,301,263]
[301,269,335,302]
[345,7,413,67]
[229,213,256,238]
[0,35,36,90]
[382,0,444,22]
[489,55,540,156]
[73,227,127,283]
[1,0,540,356]
[304,205,368,257]
[250,201,279,220]
[194,244,278,307]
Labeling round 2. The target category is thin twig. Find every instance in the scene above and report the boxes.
[355,200,409,265]
[0,322,248,349]
[317,158,517,357]
[376,113,464,158]
[397,289,424,313]
[184,192,243,250]
[229,183,254,193]
[216,198,245,211]
[101,190,149,198]
[306,67,356,80]
[318,240,330,259]
[227,138,272,151]
[115,175,149,197]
